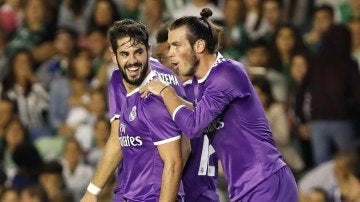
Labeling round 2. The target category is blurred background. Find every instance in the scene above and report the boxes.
[0,0,359,201]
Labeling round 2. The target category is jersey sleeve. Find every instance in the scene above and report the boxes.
[173,61,252,138]
[108,70,125,122]
[143,96,182,145]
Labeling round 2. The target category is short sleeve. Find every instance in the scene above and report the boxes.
[108,70,126,122]
[142,96,181,145]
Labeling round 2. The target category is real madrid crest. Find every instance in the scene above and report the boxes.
[129,106,137,121]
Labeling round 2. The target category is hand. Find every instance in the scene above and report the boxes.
[80,192,97,202]
[139,78,169,98]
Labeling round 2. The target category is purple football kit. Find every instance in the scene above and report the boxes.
[181,79,219,202]
[172,54,298,201]
[108,58,185,201]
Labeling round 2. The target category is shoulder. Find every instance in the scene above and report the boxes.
[208,59,250,87]
[211,60,247,79]
[139,95,175,125]
[109,69,121,83]
[142,95,165,110]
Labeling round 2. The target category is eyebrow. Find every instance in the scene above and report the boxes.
[170,41,180,46]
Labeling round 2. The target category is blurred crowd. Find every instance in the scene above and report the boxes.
[0,0,359,201]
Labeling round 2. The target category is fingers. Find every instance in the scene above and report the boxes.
[139,78,168,98]
[139,83,150,98]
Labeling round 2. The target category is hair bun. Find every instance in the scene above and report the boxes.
[200,8,213,19]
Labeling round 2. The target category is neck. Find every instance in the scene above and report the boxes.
[195,53,217,79]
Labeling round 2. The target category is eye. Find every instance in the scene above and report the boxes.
[120,52,128,57]
[136,49,144,55]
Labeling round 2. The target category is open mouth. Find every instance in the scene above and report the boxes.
[126,67,140,76]
[171,62,179,70]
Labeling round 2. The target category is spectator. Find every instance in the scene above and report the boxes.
[118,0,141,21]
[3,50,51,140]
[300,25,360,165]
[48,49,92,131]
[0,117,30,185]
[0,0,23,40]
[0,98,15,140]
[6,0,56,63]
[87,0,120,32]
[85,27,108,80]
[252,77,304,173]
[268,23,305,91]
[39,160,73,201]
[57,0,94,47]
[172,0,223,21]
[61,138,93,202]
[66,88,107,152]
[141,0,168,52]
[0,187,19,202]
[221,0,249,60]
[20,185,48,202]
[243,0,268,41]
[245,39,287,102]
[338,0,360,24]
[303,5,335,55]
[11,143,43,190]
[288,51,313,171]
[261,0,283,43]
[36,27,78,89]
[335,142,360,202]
[86,116,110,167]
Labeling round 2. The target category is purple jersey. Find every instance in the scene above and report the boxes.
[172,54,286,201]
[108,58,184,122]
[182,80,219,202]
[108,58,185,201]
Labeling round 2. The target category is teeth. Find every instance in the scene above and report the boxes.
[128,67,139,71]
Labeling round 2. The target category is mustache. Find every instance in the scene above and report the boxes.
[125,62,142,69]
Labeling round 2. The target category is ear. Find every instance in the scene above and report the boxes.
[194,39,206,54]
[109,47,117,64]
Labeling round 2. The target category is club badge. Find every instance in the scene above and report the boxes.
[129,106,137,121]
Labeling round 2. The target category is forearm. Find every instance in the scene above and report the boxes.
[90,121,122,189]
[181,135,191,168]
[159,161,182,202]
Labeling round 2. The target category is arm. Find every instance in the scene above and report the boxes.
[81,120,122,202]
[141,65,248,138]
[181,134,191,168]
[157,139,183,202]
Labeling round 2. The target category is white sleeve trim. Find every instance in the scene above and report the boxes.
[172,105,186,121]
[110,114,120,122]
[153,135,181,145]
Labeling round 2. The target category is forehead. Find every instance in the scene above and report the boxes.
[168,26,189,43]
[116,36,146,52]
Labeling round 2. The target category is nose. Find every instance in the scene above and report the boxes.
[168,45,174,58]
[129,53,139,64]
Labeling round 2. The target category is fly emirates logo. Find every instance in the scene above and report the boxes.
[119,123,143,147]
[205,117,224,134]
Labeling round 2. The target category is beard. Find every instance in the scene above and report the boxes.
[117,56,149,86]
[183,49,199,77]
